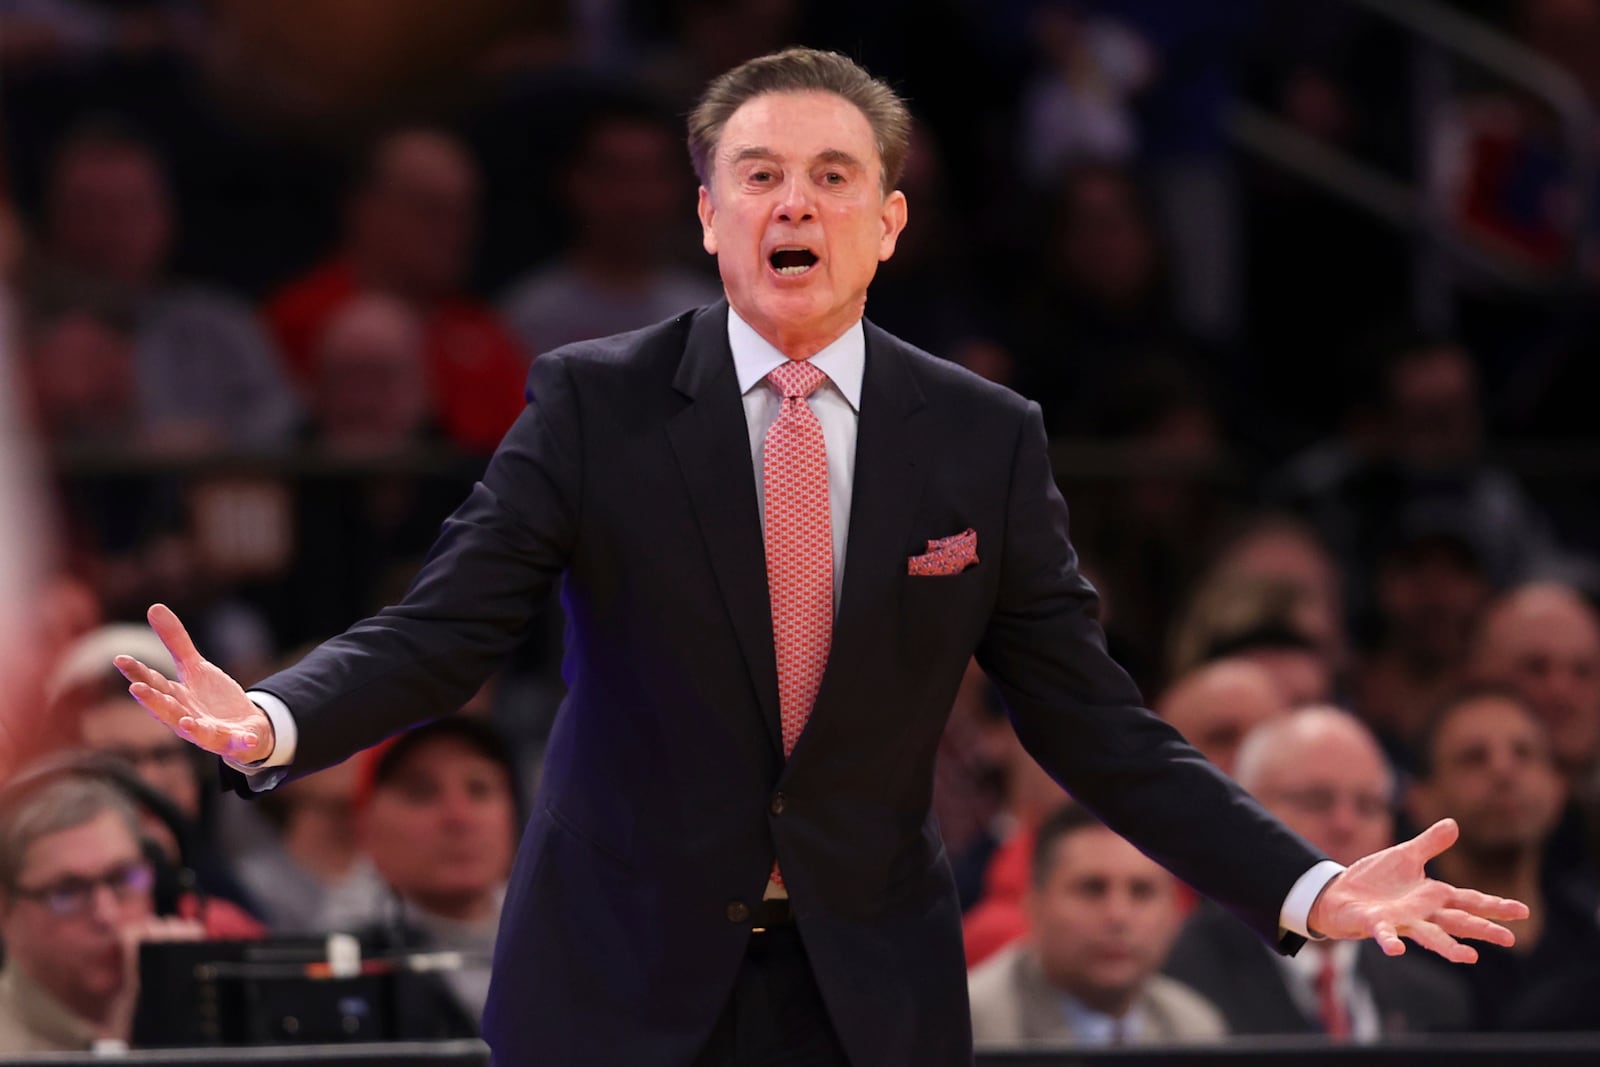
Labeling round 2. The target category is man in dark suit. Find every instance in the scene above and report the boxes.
[1166,708,1471,1037]
[115,48,1524,1067]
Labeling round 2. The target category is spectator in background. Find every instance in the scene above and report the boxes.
[968,804,1225,1049]
[40,119,298,451]
[304,292,436,456]
[1406,684,1600,1029]
[322,717,521,1034]
[19,283,276,678]
[499,93,719,355]
[1016,1,1153,183]
[635,0,803,114]
[1269,332,1579,629]
[1052,360,1231,690]
[20,277,142,447]
[1201,514,1348,680]
[1166,708,1470,1039]
[1009,164,1218,441]
[265,292,477,649]
[1358,510,1493,774]
[1472,582,1600,882]
[265,125,527,455]
[1156,657,1289,776]
[0,1,203,74]
[1167,573,1337,708]
[961,711,1072,968]
[0,771,202,1054]
[232,756,385,935]
[46,625,264,936]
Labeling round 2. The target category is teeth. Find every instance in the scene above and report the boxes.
[775,264,811,275]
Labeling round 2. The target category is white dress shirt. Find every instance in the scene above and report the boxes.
[1058,991,1145,1046]
[1274,939,1381,1042]
[241,304,1342,935]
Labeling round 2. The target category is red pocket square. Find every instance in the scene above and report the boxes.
[908,528,979,576]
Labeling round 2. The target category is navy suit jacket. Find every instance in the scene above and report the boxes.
[238,303,1325,1065]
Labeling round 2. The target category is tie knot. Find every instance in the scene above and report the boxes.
[768,360,828,400]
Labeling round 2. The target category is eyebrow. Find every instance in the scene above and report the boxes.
[725,146,867,172]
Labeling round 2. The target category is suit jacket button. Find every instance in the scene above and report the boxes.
[770,792,786,816]
[726,901,750,923]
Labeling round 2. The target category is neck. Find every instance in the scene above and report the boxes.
[735,303,862,361]
[1432,846,1541,908]
[1064,981,1136,1019]
[282,806,358,881]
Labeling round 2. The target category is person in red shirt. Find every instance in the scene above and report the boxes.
[265,126,528,454]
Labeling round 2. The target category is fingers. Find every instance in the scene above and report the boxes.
[146,603,203,677]
[1443,886,1531,922]
[1434,908,1516,948]
[126,681,189,732]
[1372,920,1406,957]
[114,656,178,699]
[124,683,258,759]
[1402,918,1478,964]
[1405,818,1460,863]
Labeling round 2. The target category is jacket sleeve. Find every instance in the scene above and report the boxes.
[973,400,1322,951]
[232,353,583,782]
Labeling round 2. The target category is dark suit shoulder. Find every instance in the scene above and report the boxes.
[524,306,702,386]
[871,322,1032,418]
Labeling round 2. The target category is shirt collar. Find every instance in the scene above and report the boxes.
[727,305,864,412]
[1057,989,1144,1045]
[1282,938,1359,982]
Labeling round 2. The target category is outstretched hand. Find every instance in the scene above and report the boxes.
[113,604,273,763]
[1307,818,1529,963]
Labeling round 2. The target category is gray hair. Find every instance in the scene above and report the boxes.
[0,774,141,892]
[687,47,912,198]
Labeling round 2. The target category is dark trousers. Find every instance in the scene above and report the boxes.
[691,926,852,1067]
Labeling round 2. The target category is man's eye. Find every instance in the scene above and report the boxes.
[823,172,844,184]
[750,171,774,183]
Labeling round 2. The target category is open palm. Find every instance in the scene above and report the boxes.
[113,604,272,762]
[1308,819,1529,963]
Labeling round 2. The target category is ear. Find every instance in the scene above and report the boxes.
[697,186,718,256]
[877,189,908,263]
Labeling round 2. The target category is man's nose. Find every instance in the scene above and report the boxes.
[1102,891,1136,927]
[773,177,816,222]
[88,882,123,926]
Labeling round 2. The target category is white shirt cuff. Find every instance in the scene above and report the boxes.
[1280,859,1345,939]
[224,691,299,791]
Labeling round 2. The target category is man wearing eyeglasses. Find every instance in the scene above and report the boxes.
[1165,708,1471,1039]
[0,773,200,1053]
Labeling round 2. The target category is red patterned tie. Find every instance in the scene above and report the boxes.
[1315,948,1350,1040]
[764,360,832,887]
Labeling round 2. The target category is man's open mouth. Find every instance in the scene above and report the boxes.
[768,247,819,276]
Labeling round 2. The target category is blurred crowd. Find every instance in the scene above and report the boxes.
[3,0,1600,1055]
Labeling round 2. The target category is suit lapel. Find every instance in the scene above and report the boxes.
[788,321,927,770]
[666,303,784,756]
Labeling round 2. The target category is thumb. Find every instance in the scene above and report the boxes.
[1408,817,1459,862]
